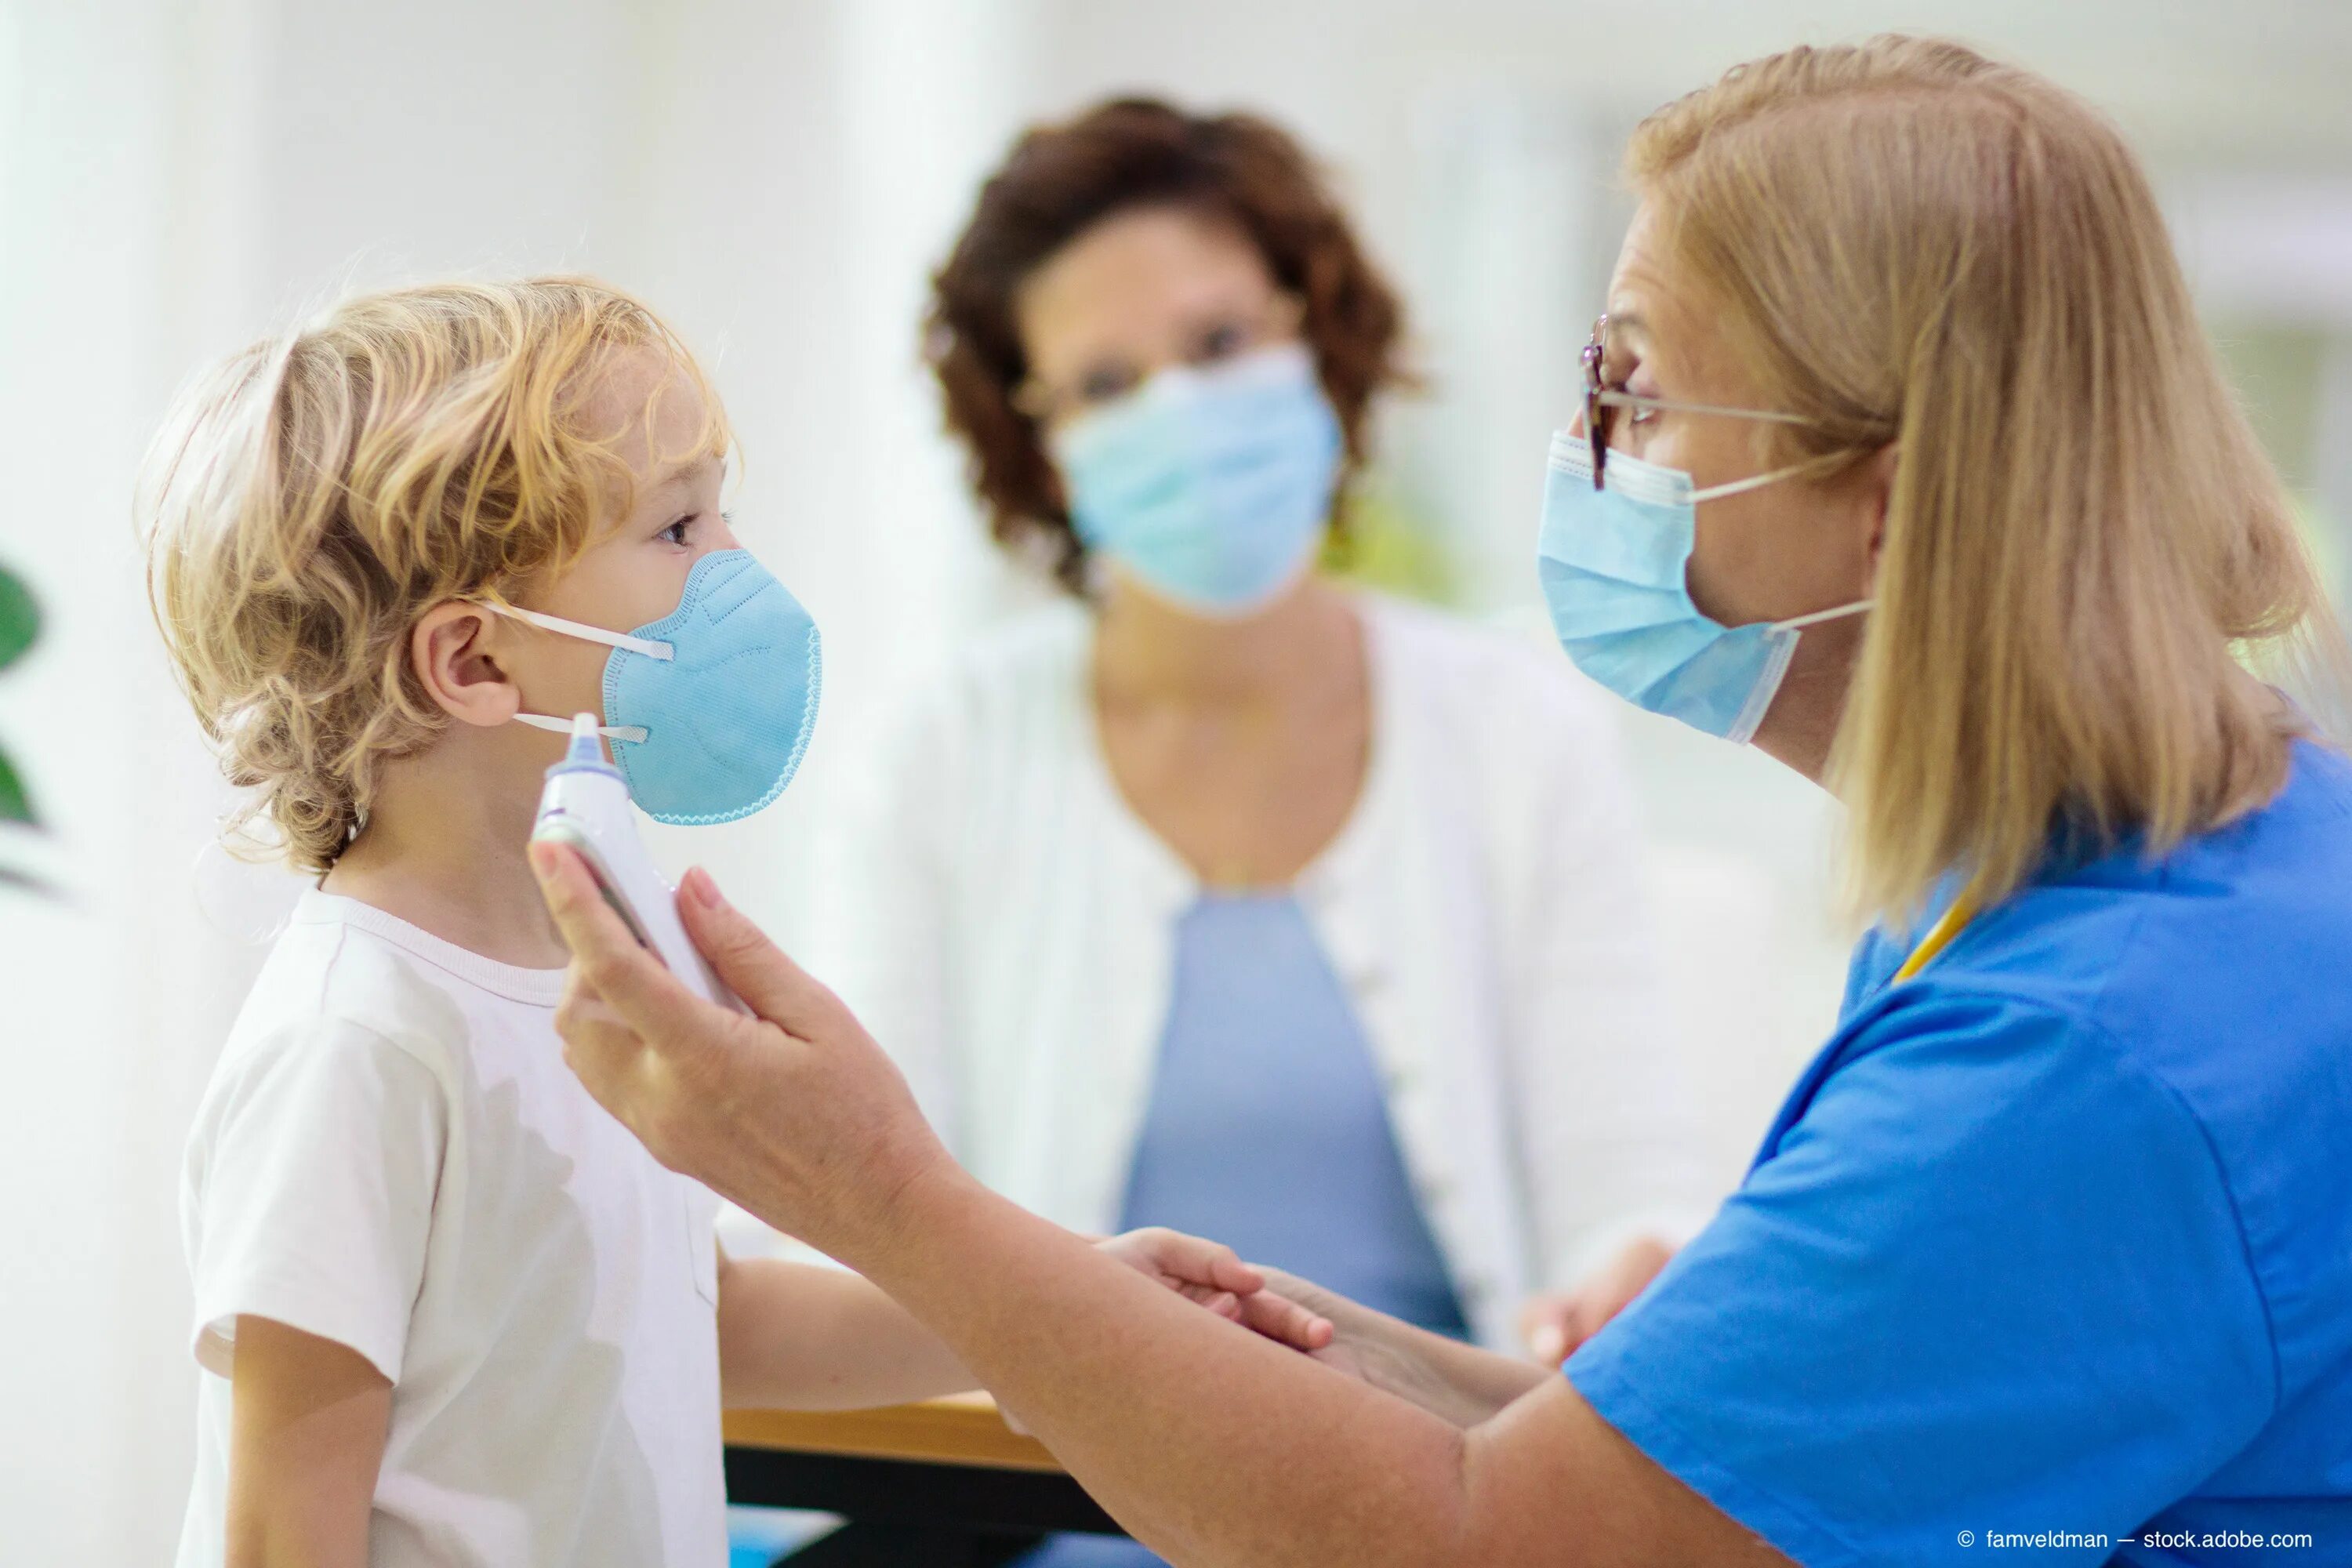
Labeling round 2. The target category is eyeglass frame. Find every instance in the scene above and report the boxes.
[1580,314,1814,490]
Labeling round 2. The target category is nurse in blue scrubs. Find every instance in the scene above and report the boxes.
[540,34,2352,1566]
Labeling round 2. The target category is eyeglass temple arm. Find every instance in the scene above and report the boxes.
[1589,389,1815,426]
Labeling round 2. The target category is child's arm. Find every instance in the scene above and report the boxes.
[718,1252,974,1410]
[224,1316,392,1568]
[719,1226,1332,1410]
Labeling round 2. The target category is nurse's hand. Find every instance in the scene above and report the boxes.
[1249,1265,1552,1429]
[1519,1236,1678,1366]
[531,844,1332,1351]
[530,843,949,1264]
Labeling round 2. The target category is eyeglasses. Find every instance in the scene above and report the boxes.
[1580,314,1813,490]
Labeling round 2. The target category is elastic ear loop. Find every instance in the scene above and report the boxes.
[1689,436,1870,504]
[1773,599,1874,632]
[478,600,670,746]
[1693,454,1878,630]
[1721,599,1875,746]
[513,712,648,745]
[1686,463,1814,504]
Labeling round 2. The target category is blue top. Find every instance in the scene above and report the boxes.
[1567,739,2352,1565]
[1015,894,1472,1568]
[1120,892,1469,1337]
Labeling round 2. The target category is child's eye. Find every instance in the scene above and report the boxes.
[658,515,693,547]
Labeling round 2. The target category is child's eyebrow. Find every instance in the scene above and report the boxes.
[651,454,723,493]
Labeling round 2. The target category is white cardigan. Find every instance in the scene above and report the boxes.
[811,592,1715,1348]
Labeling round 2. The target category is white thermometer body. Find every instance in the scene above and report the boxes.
[530,713,744,1013]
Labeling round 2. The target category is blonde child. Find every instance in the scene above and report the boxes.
[143,278,1320,1568]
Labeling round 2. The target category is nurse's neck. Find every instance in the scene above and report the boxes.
[1748,622,1862,790]
[1091,569,1356,710]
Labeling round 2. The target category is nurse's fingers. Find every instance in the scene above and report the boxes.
[1519,1293,1576,1367]
[554,967,638,1042]
[551,982,655,1142]
[554,985,646,1083]
[532,842,701,1053]
[676,866,850,1040]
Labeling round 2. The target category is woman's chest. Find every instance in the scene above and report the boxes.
[1096,698,1370,887]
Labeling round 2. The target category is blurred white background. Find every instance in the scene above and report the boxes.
[4,1,2349,1559]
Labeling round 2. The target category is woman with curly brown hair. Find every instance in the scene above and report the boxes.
[811,96,1712,1421]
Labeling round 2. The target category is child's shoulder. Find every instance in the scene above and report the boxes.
[207,890,564,1106]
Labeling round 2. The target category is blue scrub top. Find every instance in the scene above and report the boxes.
[1568,739,2352,1566]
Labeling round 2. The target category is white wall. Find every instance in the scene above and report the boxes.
[2,5,259,1558]
[4,2,2348,1559]
[0,2,1047,1555]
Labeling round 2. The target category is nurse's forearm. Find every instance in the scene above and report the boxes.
[851,1165,1478,1567]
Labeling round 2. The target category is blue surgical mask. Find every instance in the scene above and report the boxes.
[492,548,822,825]
[1536,431,1869,745]
[1051,342,1342,615]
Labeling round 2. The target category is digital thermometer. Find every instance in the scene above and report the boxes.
[531,712,744,1012]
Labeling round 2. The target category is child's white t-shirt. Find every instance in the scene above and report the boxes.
[175,890,727,1568]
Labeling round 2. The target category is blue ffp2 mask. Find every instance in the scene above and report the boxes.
[1051,343,1342,615]
[1536,431,1867,745]
[494,549,822,825]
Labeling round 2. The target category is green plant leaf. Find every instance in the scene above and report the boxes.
[0,566,36,672]
[0,746,34,826]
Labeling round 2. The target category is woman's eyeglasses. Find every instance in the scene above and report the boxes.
[1579,314,1813,490]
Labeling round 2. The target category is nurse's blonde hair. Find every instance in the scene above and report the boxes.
[1631,35,2351,921]
[143,277,729,873]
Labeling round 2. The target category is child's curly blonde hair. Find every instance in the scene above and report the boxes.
[142,277,730,873]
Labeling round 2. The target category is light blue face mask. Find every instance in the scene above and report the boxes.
[492,548,822,825]
[1051,342,1342,616]
[1536,431,1870,745]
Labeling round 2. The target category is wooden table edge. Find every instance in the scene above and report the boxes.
[724,1394,1066,1475]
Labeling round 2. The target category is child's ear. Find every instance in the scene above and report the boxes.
[411,603,524,728]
